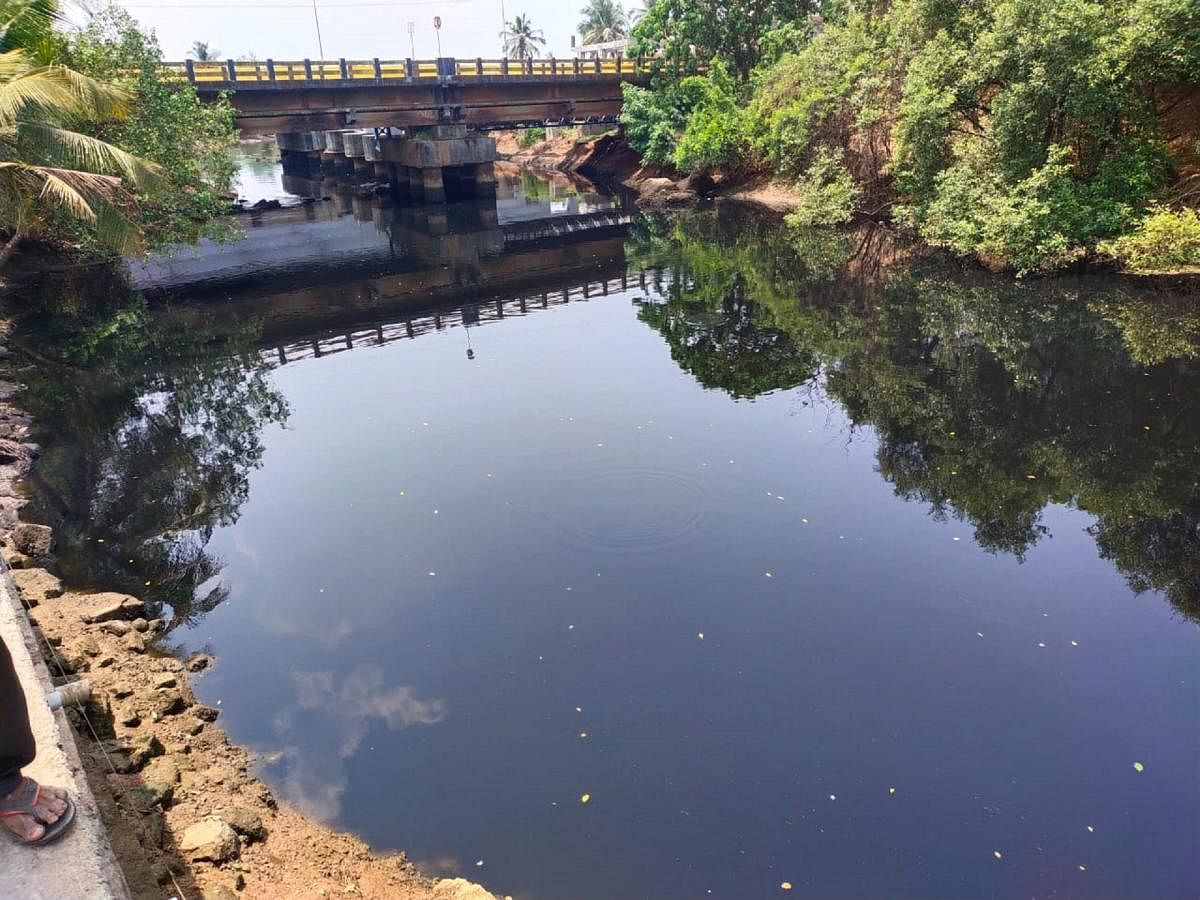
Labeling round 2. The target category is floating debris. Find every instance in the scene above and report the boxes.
[1078,864,1087,872]
[580,793,591,804]
[576,707,582,713]
[428,571,436,576]
[697,632,704,640]
[579,732,588,739]
[889,787,896,794]
[780,883,793,891]
[1133,762,1145,772]
[993,851,1003,860]
[976,632,984,638]
[476,860,484,867]
[1038,642,1046,647]
[765,572,774,578]
[953,537,961,542]
[829,794,836,801]
[1071,640,1079,647]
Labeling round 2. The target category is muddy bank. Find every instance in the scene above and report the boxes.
[498,129,805,212]
[0,320,498,900]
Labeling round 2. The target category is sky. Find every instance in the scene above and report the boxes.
[99,0,646,61]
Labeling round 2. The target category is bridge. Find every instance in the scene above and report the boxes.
[165,56,656,203]
[165,57,653,133]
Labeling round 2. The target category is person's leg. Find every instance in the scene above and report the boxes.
[0,635,36,792]
[0,636,69,842]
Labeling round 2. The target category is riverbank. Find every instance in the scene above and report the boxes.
[0,317,497,900]
[496,130,806,213]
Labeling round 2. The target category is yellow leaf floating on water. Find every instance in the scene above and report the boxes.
[580,793,591,804]
[1133,762,1145,772]
[780,883,793,891]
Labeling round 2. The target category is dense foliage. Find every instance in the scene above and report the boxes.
[0,1,236,268]
[622,0,1200,272]
[0,0,157,267]
[66,9,237,249]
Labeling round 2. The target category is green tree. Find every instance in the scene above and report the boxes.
[502,14,546,60]
[579,0,629,46]
[629,0,815,80]
[0,0,157,269]
[67,8,238,250]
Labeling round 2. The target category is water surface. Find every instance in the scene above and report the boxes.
[12,202,1200,899]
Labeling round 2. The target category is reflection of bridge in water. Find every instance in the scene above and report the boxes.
[153,166,674,362]
[130,167,630,292]
[264,267,668,366]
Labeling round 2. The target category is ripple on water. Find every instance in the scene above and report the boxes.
[548,464,709,554]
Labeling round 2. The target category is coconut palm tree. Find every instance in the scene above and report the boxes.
[578,0,628,46]
[501,14,545,60]
[629,0,655,26]
[190,40,219,61]
[0,45,157,268]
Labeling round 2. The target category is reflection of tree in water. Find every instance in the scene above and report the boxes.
[14,270,289,628]
[628,211,856,398]
[630,211,1200,619]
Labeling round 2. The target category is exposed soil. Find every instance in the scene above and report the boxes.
[492,130,590,172]
[0,317,498,900]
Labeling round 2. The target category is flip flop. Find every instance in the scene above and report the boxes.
[0,776,76,846]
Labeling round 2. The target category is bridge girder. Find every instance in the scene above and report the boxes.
[200,75,646,134]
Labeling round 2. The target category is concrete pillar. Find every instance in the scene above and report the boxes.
[472,161,497,197]
[419,167,445,203]
[373,162,389,179]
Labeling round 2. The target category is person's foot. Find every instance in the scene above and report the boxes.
[0,781,68,843]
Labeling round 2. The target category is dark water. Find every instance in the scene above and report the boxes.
[10,194,1200,898]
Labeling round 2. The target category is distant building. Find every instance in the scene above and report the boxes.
[576,38,629,59]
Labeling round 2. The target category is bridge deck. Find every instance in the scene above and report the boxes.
[166,56,653,88]
[167,57,658,132]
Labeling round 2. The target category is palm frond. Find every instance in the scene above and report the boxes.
[16,121,160,187]
[0,53,132,126]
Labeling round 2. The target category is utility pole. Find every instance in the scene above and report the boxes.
[433,15,442,57]
[499,0,507,55]
[407,20,415,58]
[312,0,325,58]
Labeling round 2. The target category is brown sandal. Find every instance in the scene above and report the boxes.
[0,777,76,846]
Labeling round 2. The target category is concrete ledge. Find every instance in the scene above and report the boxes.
[0,568,130,899]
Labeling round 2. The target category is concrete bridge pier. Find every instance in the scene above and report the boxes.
[379,125,498,203]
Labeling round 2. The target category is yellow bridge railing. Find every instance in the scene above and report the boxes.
[163,56,655,85]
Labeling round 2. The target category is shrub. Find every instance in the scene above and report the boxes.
[1099,206,1200,273]
[517,126,546,148]
[785,148,860,227]
[672,61,749,173]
